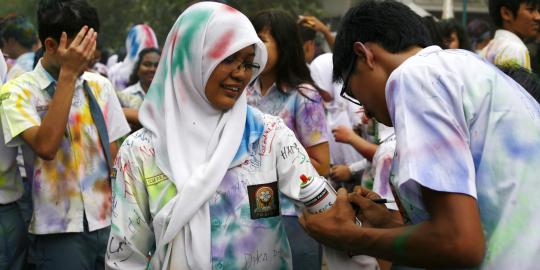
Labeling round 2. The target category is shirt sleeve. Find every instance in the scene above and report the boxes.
[102,79,131,142]
[106,144,153,270]
[387,63,477,209]
[274,118,319,202]
[0,81,41,146]
[295,84,329,147]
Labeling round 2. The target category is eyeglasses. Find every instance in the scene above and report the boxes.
[221,56,261,72]
[340,54,362,106]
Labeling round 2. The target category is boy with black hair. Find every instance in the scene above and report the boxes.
[300,0,540,269]
[0,16,39,80]
[0,0,130,269]
[481,0,540,70]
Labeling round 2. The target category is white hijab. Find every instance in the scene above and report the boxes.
[138,2,267,269]
[109,24,159,91]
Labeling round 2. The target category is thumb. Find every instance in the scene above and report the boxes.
[348,191,374,211]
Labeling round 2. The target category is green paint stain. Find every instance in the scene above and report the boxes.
[172,9,212,73]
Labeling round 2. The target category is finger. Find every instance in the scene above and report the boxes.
[71,25,89,47]
[58,32,68,51]
[348,192,373,209]
[298,209,311,229]
[79,28,95,51]
[83,31,97,58]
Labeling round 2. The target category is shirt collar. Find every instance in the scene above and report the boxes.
[34,59,85,91]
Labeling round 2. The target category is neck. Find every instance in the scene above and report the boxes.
[11,46,30,59]
[501,24,525,40]
[140,80,151,93]
[258,71,276,96]
[377,45,423,75]
[41,55,60,80]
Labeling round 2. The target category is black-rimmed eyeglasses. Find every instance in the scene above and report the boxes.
[340,54,362,106]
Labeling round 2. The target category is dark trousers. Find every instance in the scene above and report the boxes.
[0,202,28,270]
[32,218,110,270]
[282,216,322,270]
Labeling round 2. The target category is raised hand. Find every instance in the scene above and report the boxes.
[57,26,97,76]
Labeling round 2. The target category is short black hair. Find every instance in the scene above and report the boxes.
[439,19,472,50]
[128,47,160,86]
[422,16,446,48]
[0,16,38,50]
[251,9,319,94]
[37,0,99,45]
[498,63,540,103]
[333,0,430,82]
[489,0,540,28]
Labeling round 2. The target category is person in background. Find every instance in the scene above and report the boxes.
[439,19,472,50]
[117,47,160,127]
[421,16,446,48]
[298,15,335,48]
[299,25,317,64]
[108,23,158,91]
[481,0,540,71]
[302,1,540,269]
[498,62,540,102]
[0,16,39,81]
[467,19,494,53]
[0,0,130,269]
[0,49,28,270]
[249,9,330,270]
[105,2,322,269]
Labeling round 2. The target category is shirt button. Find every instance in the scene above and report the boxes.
[216,261,224,269]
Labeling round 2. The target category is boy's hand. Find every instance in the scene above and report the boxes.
[57,26,97,76]
[332,125,356,144]
[330,164,353,182]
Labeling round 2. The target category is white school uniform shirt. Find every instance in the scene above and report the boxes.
[480,29,531,71]
[388,46,540,269]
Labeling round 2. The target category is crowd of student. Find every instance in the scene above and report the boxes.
[1,0,539,269]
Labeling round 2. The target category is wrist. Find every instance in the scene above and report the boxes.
[58,68,79,82]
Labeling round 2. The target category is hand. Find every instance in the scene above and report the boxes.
[299,188,359,251]
[349,186,399,228]
[330,164,352,182]
[332,125,356,144]
[298,15,331,35]
[57,26,97,75]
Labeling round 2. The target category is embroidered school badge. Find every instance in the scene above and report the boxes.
[247,181,280,219]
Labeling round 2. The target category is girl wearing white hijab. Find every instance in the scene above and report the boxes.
[105,2,319,269]
[108,24,159,91]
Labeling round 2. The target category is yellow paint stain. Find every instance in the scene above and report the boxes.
[16,88,39,126]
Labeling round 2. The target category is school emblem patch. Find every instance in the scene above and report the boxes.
[247,181,280,219]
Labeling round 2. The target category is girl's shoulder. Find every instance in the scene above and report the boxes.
[295,83,323,102]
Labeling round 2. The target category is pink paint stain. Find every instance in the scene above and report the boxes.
[208,29,235,59]
[222,5,238,13]
[142,25,157,48]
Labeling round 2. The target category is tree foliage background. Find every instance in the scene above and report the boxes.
[1,0,323,51]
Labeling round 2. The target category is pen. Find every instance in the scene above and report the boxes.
[371,198,395,204]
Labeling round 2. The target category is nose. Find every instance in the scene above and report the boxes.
[534,9,540,21]
[231,64,249,81]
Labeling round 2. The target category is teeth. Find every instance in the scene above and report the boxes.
[224,86,240,92]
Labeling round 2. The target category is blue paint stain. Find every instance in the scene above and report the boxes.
[127,27,140,59]
[232,106,264,164]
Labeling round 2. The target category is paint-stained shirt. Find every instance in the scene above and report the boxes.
[388,46,540,269]
[246,82,329,216]
[117,82,145,109]
[6,52,35,81]
[480,29,531,71]
[107,107,318,270]
[0,61,130,234]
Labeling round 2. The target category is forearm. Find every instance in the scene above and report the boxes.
[349,136,377,161]
[346,222,482,268]
[31,70,77,159]
[310,157,329,176]
[322,29,335,48]
[122,108,140,126]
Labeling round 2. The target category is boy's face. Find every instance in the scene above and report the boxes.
[506,2,540,39]
[346,43,393,126]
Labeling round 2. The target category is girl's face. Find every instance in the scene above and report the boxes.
[258,28,278,75]
[205,45,258,111]
[444,31,460,49]
[137,52,160,86]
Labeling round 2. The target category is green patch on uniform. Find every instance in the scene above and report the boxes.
[145,173,169,186]
[0,92,11,105]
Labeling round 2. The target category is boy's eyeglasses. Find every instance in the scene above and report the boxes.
[340,54,362,106]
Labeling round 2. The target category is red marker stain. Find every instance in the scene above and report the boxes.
[223,5,238,13]
[208,29,235,59]
[143,25,157,48]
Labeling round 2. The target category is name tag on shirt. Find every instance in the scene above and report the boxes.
[247,181,280,219]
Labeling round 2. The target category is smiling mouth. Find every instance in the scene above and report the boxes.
[222,85,241,92]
